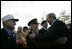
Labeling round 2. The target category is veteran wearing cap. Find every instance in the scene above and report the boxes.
[26,18,39,48]
[1,14,19,48]
[28,18,39,32]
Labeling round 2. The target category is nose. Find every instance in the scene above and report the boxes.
[13,21,16,25]
[37,25,38,28]
[14,22,16,25]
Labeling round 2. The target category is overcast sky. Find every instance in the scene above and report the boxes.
[1,1,71,31]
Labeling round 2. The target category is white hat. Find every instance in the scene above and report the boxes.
[2,14,19,22]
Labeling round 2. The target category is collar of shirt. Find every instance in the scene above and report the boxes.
[43,27,47,30]
[51,19,56,25]
[3,27,13,36]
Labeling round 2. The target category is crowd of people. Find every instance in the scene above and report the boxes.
[1,13,71,48]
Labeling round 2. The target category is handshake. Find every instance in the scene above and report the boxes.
[28,31,68,44]
[28,31,36,39]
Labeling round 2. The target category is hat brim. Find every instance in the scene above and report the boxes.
[28,23,39,26]
[11,19,19,22]
[35,23,39,25]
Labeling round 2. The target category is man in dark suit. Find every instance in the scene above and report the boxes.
[38,20,48,34]
[29,13,71,48]
[1,14,19,48]
[46,13,71,48]
[35,20,49,48]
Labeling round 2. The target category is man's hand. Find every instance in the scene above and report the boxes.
[55,37,68,44]
[29,31,36,39]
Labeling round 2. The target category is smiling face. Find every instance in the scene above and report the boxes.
[46,13,56,25]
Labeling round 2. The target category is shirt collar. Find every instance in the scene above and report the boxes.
[43,27,47,30]
[51,19,56,25]
[3,27,12,36]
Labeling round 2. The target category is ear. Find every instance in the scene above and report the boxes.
[3,21,8,26]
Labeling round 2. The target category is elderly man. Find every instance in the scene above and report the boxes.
[1,14,19,48]
[26,18,39,48]
[46,13,71,48]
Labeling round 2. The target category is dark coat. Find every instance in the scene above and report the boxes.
[26,29,38,48]
[35,19,71,48]
[35,28,52,48]
[1,28,17,48]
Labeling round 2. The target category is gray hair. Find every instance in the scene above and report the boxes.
[47,13,56,19]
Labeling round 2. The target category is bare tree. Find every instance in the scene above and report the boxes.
[58,10,71,24]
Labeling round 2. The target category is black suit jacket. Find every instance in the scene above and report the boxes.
[38,28,48,34]
[1,28,17,48]
[35,28,52,48]
[36,28,48,41]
